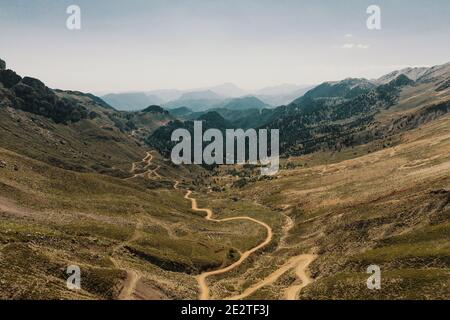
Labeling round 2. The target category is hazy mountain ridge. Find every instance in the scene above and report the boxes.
[163,90,225,111]
[256,86,314,106]
[215,96,269,111]
[150,62,450,158]
[102,92,164,111]
[101,83,313,112]
[375,67,429,85]
[295,78,375,101]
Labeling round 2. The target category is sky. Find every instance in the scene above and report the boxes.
[1,0,450,93]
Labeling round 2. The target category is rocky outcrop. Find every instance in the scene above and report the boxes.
[0,69,22,89]
[0,62,88,124]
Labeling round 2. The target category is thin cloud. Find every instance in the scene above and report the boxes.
[340,43,370,49]
[340,33,369,49]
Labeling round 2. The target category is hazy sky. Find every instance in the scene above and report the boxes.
[1,0,450,93]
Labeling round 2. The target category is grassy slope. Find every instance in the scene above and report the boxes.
[228,113,450,299]
[1,74,449,300]
[0,106,144,175]
[0,147,271,299]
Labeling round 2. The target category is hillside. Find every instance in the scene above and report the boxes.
[259,63,450,157]
[146,111,233,158]
[0,59,277,300]
[0,60,173,177]
[0,145,273,299]
[374,67,429,85]
[208,111,450,299]
[217,96,270,110]
[168,106,193,119]
[0,58,449,300]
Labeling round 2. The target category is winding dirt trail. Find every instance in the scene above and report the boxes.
[112,152,168,300]
[182,189,273,300]
[284,254,316,300]
[129,152,152,173]
[116,269,140,300]
[225,254,316,300]
[126,152,159,180]
[110,220,143,300]
[149,165,162,179]
[121,156,317,300]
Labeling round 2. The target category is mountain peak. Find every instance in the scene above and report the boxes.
[141,105,168,114]
[178,90,223,101]
[220,96,269,110]
[208,83,247,97]
[102,92,164,111]
[255,84,303,96]
[197,111,231,129]
[389,74,414,87]
[300,78,374,101]
[416,62,450,83]
[375,67,429,85]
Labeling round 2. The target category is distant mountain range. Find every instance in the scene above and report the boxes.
[9,53,446,165]
[163,90,225,111]
[166,95,270,113]
[217,96,270,110]
[149,61,450,159]
[206,83,247,97]
[255,84,315,106]
[102,83,313,112]
[102,92,164,111]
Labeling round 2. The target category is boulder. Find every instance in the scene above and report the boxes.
[22,77,48,95]
[0,69,22,88]
[0,63,88,124]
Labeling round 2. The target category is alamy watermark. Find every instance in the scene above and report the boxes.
[66,265,81,290]
[367,5,381,30]
[367,265,381,290]
[171,121,279,175]
[66,5,81,30]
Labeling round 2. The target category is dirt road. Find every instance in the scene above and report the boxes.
[110,220,143,300]
[126,152,160,180]
[284,254,316,300]
[183,190,273,300]
[113,152,167,299]
[120,159,317,300]
[225,254,316,300]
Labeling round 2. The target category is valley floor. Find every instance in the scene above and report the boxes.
[1,113,449,300]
